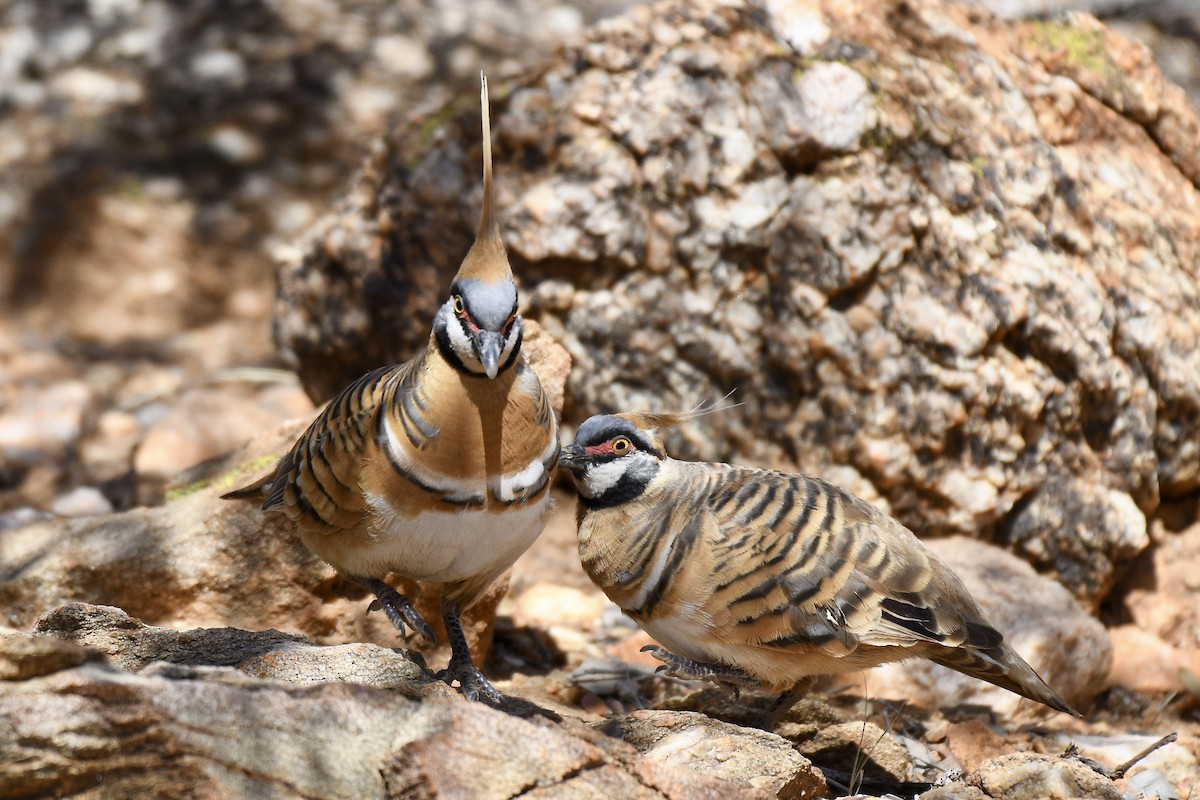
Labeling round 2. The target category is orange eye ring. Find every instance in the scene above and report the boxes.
[611,437,632,455]
[452,295,465,316]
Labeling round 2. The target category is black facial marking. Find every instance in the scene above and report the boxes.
[499,323,523,373]
[575,416,664,459]
[434,321,470,374]
[433,299,523,379]
[579,463,659,510]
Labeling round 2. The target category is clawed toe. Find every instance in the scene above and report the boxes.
[371,596,436,644]
[438,659,504,705]
[639,644,757,688]
[354,579,436,644]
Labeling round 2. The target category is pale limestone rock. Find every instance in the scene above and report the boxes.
[605,710,827,799]
[1117,520,1200,651]
[49,486,113,517]
[970,753,1122,800]
[997,478,1149,606]
[764,0,830,55]
[133,383,314,482]
[0,381,91,461]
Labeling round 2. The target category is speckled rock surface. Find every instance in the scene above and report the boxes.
[996,477,1148,607]
[274,0,1200,607]
[968,752,1124,800]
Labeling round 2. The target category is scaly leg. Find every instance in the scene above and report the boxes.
[639,644,759,688]
[436,602,504,705]
[350,577,436,644]
[760,683,809,730]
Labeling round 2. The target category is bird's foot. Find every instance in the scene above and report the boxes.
[639,645,758,688]
[757,684,809,731]
[359,580,436,644]
[437,657,505,706]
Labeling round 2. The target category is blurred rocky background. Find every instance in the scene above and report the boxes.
[2,0,1199,797]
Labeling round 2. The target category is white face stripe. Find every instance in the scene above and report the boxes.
[444,307,480,371]
[499,322,520,362]
[438,298,522,376]
[577,450,662,499]
[578,459,628,498]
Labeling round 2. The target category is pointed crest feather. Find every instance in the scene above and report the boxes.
[452,72,513,285]
[478,72,494,242]
[614,391,741,441]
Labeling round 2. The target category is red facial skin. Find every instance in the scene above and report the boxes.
[585,439,634,458]
[456,303,516,336]
[586,441,615,457]
[457,306,482,334]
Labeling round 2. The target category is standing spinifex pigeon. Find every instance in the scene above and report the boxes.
[560,411,1078,719]
[225,77,558,704]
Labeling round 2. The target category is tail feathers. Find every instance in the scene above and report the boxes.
[220,473,274,503]
[932,643,1082,718]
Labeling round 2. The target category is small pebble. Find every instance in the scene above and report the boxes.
[51,486,113,517]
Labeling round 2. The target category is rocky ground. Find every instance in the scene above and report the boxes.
[3,0,1200,798]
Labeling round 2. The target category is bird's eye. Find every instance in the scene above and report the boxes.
[452,295,466,316]
[611,437,632,454]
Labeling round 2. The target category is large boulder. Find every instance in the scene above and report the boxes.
[272,0,1200,605]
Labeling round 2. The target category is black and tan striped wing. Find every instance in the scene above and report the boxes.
[259,357,426,531]
[699,465,998,658]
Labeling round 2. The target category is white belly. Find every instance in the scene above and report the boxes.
[640,606,717,663]
[348,493,552,584]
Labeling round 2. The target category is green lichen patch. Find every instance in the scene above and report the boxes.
[1023,19,1121,91]
[164,454,279,503]
[1025,20,1105,72]
[164,478,213,503]
[219,454,279,490]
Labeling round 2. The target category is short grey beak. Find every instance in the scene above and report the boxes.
[475,331,503,379]
[559,443,585,471]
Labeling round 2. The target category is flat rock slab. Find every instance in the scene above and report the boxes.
[0,604,822,800]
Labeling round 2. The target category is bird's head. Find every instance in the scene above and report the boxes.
[433,73,524,380]
[434,274,522,379]
[560,414,669,507]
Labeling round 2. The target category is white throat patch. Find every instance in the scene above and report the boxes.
[580,459,630,498]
